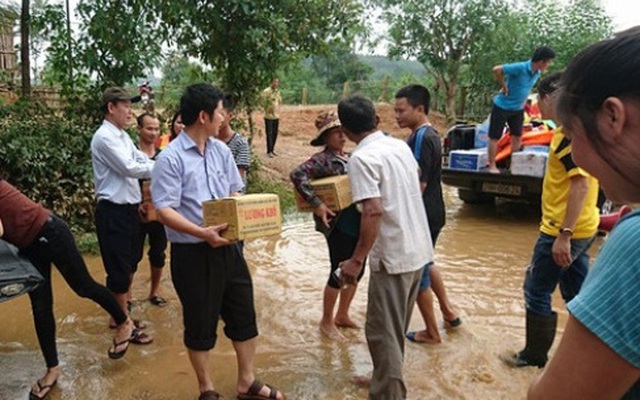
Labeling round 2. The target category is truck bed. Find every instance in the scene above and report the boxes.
[442,167,542,204]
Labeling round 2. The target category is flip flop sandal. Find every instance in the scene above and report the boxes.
[129,329,153,345]
[237,379,284,400]
[148,295,167,306]
[109,319,147,330]
[108,335,131,360]
[444,317,462,329]
[29,379,57,400]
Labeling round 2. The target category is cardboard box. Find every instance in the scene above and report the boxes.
[511,151,548,177]
[294,175,353,212]
[449,148,488,171]
[202,194,281,241]
[141,180,157,222]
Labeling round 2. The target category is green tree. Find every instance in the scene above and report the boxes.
[158,52,217,109]
[154,0,364,138]
[376,0,507,125]
[310,42,374,87]
[526,0,612,67]
[34,0,164,98]
[464,0,612,119]
[75,0,163,88]
[31,2,85,93]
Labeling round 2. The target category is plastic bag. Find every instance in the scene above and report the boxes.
[0,239,44,303]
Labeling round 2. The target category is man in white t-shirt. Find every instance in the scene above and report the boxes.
[337,95,433,399]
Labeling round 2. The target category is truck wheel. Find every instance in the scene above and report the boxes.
[458,189,494,204]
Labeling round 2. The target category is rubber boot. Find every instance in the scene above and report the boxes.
[508,311,557,368]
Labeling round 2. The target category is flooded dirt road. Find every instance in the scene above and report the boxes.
[0,185,603,400]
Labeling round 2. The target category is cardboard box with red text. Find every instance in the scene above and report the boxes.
[295,175,353,212]
[203,194,281,241]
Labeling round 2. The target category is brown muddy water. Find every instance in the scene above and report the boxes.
[0,186,604,400]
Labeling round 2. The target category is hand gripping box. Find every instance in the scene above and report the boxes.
[203,194,282,241]
[448,148,488,171]
[511,151,548,178]
[294,175,353,212]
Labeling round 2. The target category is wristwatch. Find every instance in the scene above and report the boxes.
[559,227,574,237]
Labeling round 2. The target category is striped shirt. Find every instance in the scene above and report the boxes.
[226,132,250,169]
[568,210,640,371]
[225,132,250,191]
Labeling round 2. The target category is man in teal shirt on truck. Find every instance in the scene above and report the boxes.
[486,46,555,173]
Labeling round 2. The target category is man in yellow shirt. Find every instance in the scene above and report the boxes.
[506,72,600,368]
[261,78,282,157]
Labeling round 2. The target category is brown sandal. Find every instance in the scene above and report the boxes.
[198,390,224,400]
[237,379,284,400]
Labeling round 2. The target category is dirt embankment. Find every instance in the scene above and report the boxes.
[250,103,448,183]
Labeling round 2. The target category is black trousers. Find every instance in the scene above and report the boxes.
[135,221,167,268]
[22,214,127,368]
[326,229,364,289]
[265,118,279,154]
[171,242,258,351]
[95,200,140,293]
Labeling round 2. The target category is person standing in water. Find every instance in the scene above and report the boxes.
[291,111,363,340]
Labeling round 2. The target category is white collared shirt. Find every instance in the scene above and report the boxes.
[91,120,154,204]
[348,130,433,274]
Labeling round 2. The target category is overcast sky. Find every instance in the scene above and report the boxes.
[603,0,640,31]
[57,0,640,31]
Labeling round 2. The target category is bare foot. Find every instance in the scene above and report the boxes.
[334,316,360,329]
[320,321,346,340]
[351,375,371,388]
[406,330,442,344]
[487,166,500,174]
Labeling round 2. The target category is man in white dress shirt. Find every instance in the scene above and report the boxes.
[338,95,433,399]
[91,87,155,336]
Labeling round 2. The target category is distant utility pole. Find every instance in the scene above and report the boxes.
[20,0,30,97]
[65,0,72,82]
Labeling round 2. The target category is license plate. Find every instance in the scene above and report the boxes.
[481,182,522,196]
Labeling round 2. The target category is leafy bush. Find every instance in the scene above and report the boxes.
[246,151,296,213]
[0,99,98,232]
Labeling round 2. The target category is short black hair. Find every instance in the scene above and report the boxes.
[179,83,224,126]
[537,72,562,99]
[532,46,556,62]
[223,94,236,111]
[338,95,377,134]
[136,112,157,127]
[395,84,430,114]
[558,27,640,146]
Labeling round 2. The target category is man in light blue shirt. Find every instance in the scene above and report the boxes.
[91,87,155,338]
[486,46,555,173]
[151,83,285,400]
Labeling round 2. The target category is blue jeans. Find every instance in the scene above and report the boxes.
[523,233,594,316]
[418,262,433,292]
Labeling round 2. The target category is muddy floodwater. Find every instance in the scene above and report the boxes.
[0,185,603,400]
